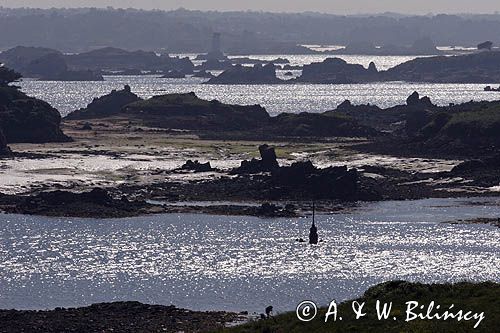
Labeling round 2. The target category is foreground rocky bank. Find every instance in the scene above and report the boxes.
[0,302,241,333]
[219,281,499,333]
[0,281,497,333]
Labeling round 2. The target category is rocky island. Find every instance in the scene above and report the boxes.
[0,80,497,218]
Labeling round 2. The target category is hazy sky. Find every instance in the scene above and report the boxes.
[1,0,499,14]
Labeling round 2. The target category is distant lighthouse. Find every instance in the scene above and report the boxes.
[207,32,225,60]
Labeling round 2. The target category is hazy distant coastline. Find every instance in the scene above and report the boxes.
[1,7,500,53]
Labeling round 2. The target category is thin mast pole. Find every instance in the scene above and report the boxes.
[312,201,315,225]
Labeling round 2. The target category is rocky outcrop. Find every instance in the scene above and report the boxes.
[384,51,500,83]
[65,47,194,73]
[122,92,271,131]
[0,47,103,81]
[0,85,71,143]
[295,58,379,84]
[232,144,280,174]
[268,111,379,138]
[206,63,282,84]
[66,89,380,139]
[233,147,361,200]
[65,85,142,120]
[0,46,195,79]
[21,53,103,81]
[0,302,238,333]
[0,46,62,74]
[15,188,153,218]
[180,160,214,172]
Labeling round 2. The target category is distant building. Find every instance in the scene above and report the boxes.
[207,32,226,60]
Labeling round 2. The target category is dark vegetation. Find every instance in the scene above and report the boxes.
[219,281,499,333]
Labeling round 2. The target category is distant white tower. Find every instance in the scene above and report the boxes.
[207,32,225,60]
[211,33,221,54]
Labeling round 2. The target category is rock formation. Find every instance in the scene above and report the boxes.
[232,144,280,174]
[180,160,214,172]
[0,46,195,79]
[0,66,71,143]
[296,58,379,84]
[206,63,282,84]
[65,85,142,120]
[121,92,271,132]
[384,51,500,83]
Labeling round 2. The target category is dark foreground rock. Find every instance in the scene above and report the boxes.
[0,68,71,143]
[0,302,239,333]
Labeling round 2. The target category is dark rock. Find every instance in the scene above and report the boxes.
[0,67,22,85]
[368,61,378,73]
[268,111,379,138]
[0,46,62,75]
[0,301,237,332]
[451,160,487,174]
[0,84,71,143]
[66,47,195,74]
[65,85,142,120]
[296,57,379,84]
[180,160,213,172]
[15,188,153,218]
[207,63,281,84]
[232,145,280,174]
[258,144,279,170]
[122,92,271,132]
[385,51,500,83]
[406,91,421,106]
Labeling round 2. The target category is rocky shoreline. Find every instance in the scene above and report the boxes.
[0,302,243,333]
[1,281,497,333]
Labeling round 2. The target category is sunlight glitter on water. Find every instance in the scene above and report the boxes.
[0,197,498,312]
[17,77,500,117]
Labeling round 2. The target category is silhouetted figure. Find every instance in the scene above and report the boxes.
[265,306,273,318]
[309,202,319,244]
